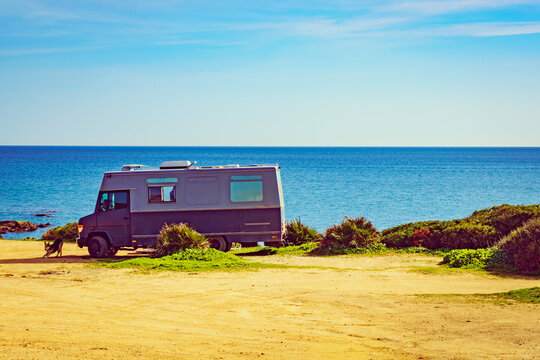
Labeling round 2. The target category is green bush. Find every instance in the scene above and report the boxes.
[153,223,209,257]
[498,217,540,274]
[41,222,78,242]
[442,248,509,269]
[316,216,380,254]
[283,218,321,246]
[467,204,540,236]
[381,204,539,250]
[439,223,497,249]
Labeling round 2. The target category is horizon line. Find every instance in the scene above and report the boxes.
[1,145,539,149]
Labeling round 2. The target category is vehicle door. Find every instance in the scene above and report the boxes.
[96,190,131,247]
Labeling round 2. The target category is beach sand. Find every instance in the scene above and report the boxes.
[0,240,539,360]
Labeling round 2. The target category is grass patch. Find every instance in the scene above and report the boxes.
[408,265,487,276]
[233,243,448,257]
[496,287,540,303]
[98,248,282,272]
[416,287,540,304]
[387,246,450,256]
[232,242,319,256]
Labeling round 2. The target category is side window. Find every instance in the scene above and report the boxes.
[230,175,263,202]
[147,178,177,203]
[148,185,176,203]
[99,191,128,211]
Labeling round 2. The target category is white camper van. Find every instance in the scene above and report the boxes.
[77,161,285,257]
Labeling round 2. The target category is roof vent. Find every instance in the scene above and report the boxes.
[121,164,148,171]
[159,160,195,169]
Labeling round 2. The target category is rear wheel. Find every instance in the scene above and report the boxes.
[88,236,109,258]
[208,236,229,252]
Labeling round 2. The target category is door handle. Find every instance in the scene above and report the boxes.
[123,217,129,220]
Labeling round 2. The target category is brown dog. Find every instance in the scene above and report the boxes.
[43,239,63,258]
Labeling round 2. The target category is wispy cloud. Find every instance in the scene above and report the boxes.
[0,46,96,56]
[275,17,406,38]
[375,21,540,38]
[439,21,540,37]
[380,0,535,15]
[1,0,540,53]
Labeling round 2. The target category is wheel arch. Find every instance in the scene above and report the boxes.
[87,230,112,246]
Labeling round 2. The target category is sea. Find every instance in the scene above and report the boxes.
[0,146,538,239]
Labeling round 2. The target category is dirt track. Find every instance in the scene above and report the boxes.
[0,240,539,360]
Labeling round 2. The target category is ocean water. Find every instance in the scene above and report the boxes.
[0,146,538,239]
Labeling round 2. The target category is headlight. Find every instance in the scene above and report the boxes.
[78,224,84,235]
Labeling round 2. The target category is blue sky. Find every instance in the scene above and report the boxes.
[1,0,539,146]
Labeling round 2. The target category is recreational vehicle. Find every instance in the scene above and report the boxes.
[77,161,285,257]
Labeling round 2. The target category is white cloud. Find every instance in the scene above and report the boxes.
[391,21,540,37]
[380,0,535,15]
[444,21,540,36]
[0,46,95,56]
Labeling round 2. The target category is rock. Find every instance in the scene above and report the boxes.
[0,220,51,234]
[35,214,54,217]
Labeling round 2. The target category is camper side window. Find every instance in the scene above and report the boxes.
[230,175,263,202]
[99,191,128,212]
[148,185,176,203]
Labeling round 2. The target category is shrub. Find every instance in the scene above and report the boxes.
[439,223,497,249]
[283,218,321,246]
[41,222,78,242]
[381,204,539,250]
[498,217,540,274]
[467,204,540,236]
[153,223,209,257]
[316,216,380,254]
[381,220,448,249]
[412,228,430,247]
[442,248,509,269]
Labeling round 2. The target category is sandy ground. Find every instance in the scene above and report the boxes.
[0,240,539,360]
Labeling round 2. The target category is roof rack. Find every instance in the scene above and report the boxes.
[121,164,148,171]
[159,161,196,169]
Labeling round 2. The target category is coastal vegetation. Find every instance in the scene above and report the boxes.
[102,248,274,272]
[41,222,78,242]
[381,204,539,250]
[101,223,274,271]
[5,204,539,275]
[314,216,382,255]
[153,223,209,257]
[283,218,321,246]
[442,248,509,270]
[498,217,540,274]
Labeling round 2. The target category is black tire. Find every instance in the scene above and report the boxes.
[88,236,109,258]
[208,236,229,252]
[225,241,233,252]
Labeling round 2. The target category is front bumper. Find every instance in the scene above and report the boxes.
[77,236,87,248]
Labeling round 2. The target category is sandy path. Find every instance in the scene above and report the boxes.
[0,240,539,360]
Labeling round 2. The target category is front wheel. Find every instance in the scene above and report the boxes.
[88,236,109,258]
[208,236,229,252]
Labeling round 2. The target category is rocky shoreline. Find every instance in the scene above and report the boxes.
[0,220,50,238]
